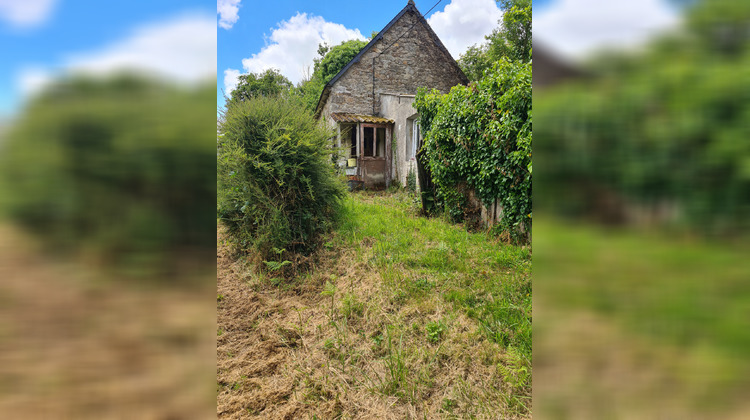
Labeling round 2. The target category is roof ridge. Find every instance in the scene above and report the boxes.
[313,1,468,119]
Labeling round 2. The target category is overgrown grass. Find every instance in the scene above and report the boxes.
[217,190,532,418]
[332,191,532,398]
[534,218,750,417]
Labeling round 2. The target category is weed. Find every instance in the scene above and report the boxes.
[499,346,531,412]
[413,276,434,291]
[321,280,337,322]
[340,293,365,319]
[441,398,457,412]
[371,332,385,356]
[379,330,411,399]
[292,306,309,338]
[406,166,417,194]
[426,320,446,343]
[263,259,291,272]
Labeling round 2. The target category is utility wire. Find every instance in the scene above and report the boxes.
[377,0,444,57]
[372,0,444,114]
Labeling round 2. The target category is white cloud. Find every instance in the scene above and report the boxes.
[239,12,365,86]
[0,0,57,28]
[229,1,503,92]
[426,0,503,58]
[217,0,241,30]
[223,68,241,95]
[16,13,216,99]
[534,0,681,59]
[65,13,216,82]
[17,67,53,97]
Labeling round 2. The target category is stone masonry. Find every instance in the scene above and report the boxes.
[318,3,467,121]
[317,1,468,188]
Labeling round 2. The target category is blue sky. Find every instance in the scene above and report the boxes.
[216,0,684,111]
[0,0,215,118]
[217,0,506,110]
[0,0,685,118]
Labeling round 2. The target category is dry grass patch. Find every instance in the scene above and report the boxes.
[0,224,215,419]
[217,192,531,418]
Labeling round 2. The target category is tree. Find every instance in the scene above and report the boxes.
[228,68,292,104]
[487,0,532,64]
[458,0,531,82]
[297,39,368,111]
[458,43,492,83]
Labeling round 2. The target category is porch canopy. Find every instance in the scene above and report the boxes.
[330,112,394,125]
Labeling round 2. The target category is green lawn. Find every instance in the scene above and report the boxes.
[334,191,532,360]
[534,218,750,418]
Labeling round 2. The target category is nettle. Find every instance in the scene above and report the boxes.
[415,59,531,241]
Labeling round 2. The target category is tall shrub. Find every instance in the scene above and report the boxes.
[0,75,216,274]
[415,59,532,240]
[217,96,345,260]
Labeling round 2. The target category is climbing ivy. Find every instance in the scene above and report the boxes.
[414,58,531,240]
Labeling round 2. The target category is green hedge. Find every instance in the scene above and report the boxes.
[0,75,216,274]
[534,43,750,235]
[414,59,532,240]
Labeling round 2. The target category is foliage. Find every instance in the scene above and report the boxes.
[414,59,532,241]
[458,0,531,81]
[298,39,368,111]
[333,192,532,412]
[228,68,293,104]
[217,95,345,260]
[0,75,216,274]
[487,0,532,63]
[457,43,492,83]
[406,165,417,193]
[425,320,446,343]
[687,0,750,56]
[535,0,750,235]
[314,39,368,85]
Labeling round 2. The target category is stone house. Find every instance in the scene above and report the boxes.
[314,0,468,189]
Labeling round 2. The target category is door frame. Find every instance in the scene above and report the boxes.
[359,123,392,187]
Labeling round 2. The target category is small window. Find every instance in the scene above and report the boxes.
[407,119,419,161]
[375,127,386,157]
[363,126,374,157]
[349,126,357,157]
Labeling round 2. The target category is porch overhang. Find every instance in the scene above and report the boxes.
[330,113,394,125]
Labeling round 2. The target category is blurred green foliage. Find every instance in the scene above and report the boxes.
[534,1,750,417]
[0,75,216,274]
[217,95,345,261]
[535,0,750,236]
[415,59,532,241]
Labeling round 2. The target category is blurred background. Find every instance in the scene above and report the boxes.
[533,0,750,418]
[3,0,749,418]
[0,1,216,418]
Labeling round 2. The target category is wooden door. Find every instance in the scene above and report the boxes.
[359,124,389,189]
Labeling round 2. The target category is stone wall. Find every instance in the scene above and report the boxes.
[379,93,419,186]
[324,8,466,117]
